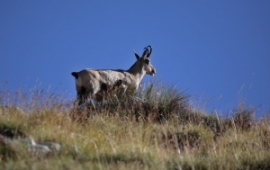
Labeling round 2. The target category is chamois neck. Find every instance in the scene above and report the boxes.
[127,63,146,80]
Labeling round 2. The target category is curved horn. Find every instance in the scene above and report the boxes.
[146,45,152,58]
[142,46,149,57]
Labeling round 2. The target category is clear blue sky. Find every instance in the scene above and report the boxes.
[1,1,270,116]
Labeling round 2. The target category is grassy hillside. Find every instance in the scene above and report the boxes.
[0,81,270,170]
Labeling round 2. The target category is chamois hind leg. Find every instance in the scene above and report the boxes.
[73,86,88,108]
[71,86,88,121]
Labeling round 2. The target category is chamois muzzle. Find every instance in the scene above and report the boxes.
[151,68,156,76]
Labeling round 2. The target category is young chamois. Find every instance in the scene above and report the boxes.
[71,45,156,106]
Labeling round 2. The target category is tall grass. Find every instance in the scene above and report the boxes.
[0,81,270,170]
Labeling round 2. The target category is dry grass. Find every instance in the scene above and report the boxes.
[0,81,270,170]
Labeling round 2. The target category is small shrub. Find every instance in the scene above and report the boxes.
[133,81,188,122]
[222,102,255,132]
[232,105,254,131]
[71,80,188,122]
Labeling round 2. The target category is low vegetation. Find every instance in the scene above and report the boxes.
[0,81,270,170]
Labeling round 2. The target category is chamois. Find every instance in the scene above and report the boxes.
[71,45,156,105]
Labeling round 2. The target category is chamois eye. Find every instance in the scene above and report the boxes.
[144,59,149,64]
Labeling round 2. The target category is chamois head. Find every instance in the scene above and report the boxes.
[133,45,156,76]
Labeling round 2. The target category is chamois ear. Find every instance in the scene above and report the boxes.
[134,51,140,60]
